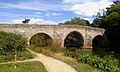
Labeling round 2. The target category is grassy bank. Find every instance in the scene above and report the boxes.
[0,61,47,72]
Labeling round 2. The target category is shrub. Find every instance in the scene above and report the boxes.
[63,50,120,72]
[78,54,120,72]
[0,31,27,55]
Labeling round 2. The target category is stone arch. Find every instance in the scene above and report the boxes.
[64,31,84,49]
[29,32,53,47]
[92,35,105,48]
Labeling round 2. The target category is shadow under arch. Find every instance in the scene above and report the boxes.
[92,35,107,57]
[92,35,105,48]
[92,29,120,59]
[30,33,53,47]
[64,31,84,49]
[104,29,120,53]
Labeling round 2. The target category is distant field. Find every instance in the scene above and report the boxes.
[0,61,47,72]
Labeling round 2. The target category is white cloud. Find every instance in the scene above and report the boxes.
[83,17,94,23]
[36,12,42,15]
[0,21,11,24]
[0,0,111,17]
[63,0,82,4]
[0,0,114,24]
[52,12,62,16]
[70,0,112,16]
[45,12,62,17]
[12,19,24,24]
[12,18,57,24]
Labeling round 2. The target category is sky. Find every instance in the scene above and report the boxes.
[0,0,116,24]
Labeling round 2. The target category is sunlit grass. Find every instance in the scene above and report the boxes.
[0,61,47,72]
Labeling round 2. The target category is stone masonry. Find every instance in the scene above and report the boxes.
[0,24,105,48]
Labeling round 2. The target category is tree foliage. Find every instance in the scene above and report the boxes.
[91,1,120,29]
[0,31,27,55]
[63,17,90,26]
[22,19,30,24]
[0,31,28,72]
[91,1,120,53]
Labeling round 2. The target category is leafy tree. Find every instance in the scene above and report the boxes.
[63,17,90,26]
[91,1,120,29]
[0,31,27,72]
[91,18,104,27]
[22,19,30,24]
[91,9,106,27]
[0,31,27,54]
[91,1,120,53]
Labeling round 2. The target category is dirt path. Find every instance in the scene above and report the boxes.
[0,59,36,65]
[27,48,77,72]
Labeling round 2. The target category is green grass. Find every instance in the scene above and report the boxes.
[29,46,102,72]
[0,61,47,72]
[0,49,34,63]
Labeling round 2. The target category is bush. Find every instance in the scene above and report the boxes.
[78,54,120,72]
[0,50,34,62]
[0,31,27,55]
[63,50,120,72]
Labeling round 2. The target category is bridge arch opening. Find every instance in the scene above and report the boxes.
[30,33,53,47]
[64,31,84,49]
[92,35,107,57]
[92,35,104,48]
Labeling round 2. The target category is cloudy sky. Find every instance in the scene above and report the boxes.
[0,0,115,24]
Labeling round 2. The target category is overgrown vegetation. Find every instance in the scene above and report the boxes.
[63,50,120,72]
[0,61,47,72]
[30,33,52,47]
[0,31,27,55]
[0,50,34,63]
[79,54,119,72]
[0,31,33,62]
[0,31,34,72]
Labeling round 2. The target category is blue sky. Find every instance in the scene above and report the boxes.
[0,0,115,24]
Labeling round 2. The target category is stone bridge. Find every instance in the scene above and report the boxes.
[0,24,105,48]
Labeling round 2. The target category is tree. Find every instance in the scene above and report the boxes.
[0,31,27,72]
[91,9,106,27]
[22,19,30,24]
[63,17,90,26]
[91,1,120,53]
[91,1,120,29]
